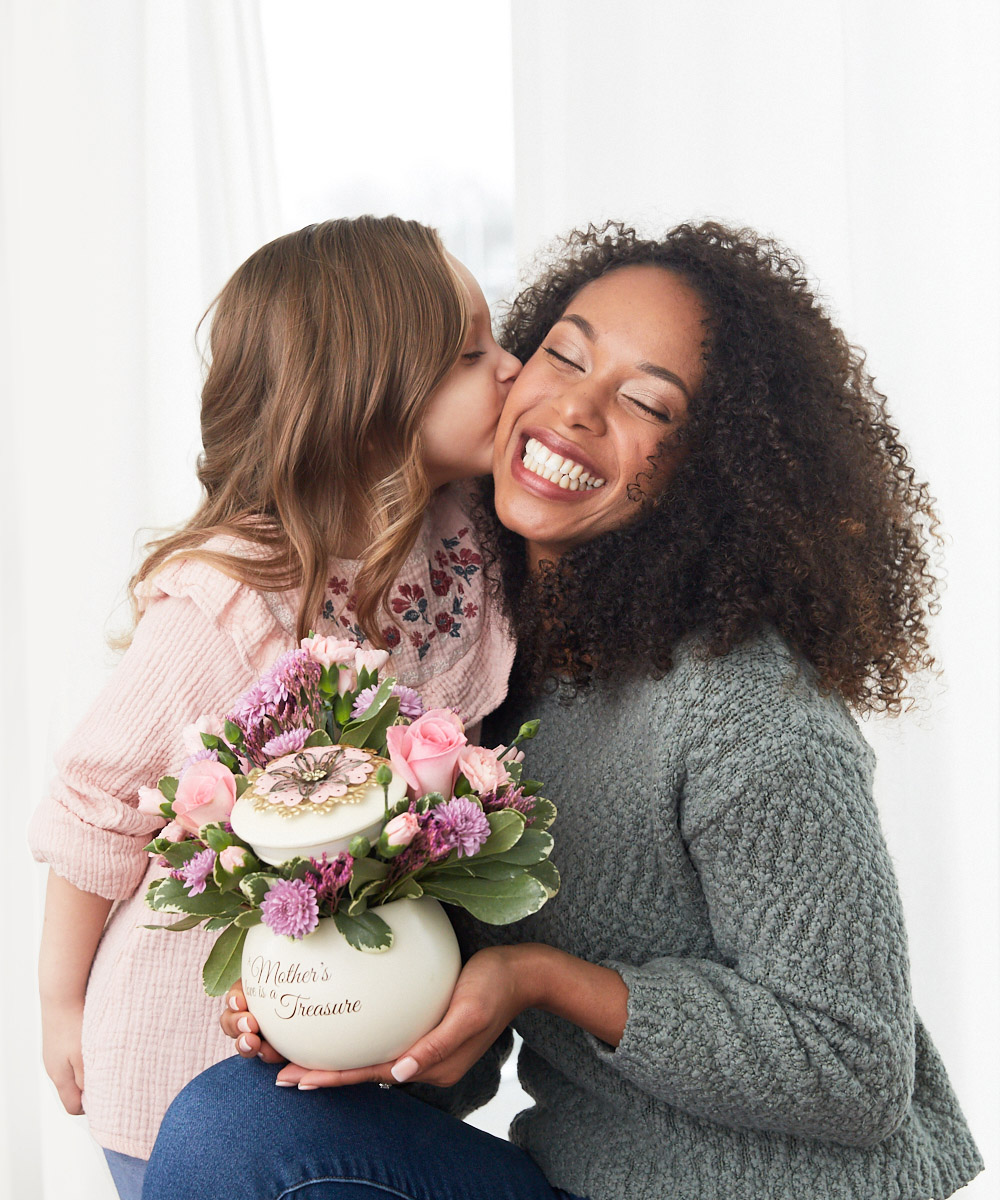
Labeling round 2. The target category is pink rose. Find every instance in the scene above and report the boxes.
[137,785,167,817]
[181,714,225,757]
[219,845,248,872]
[301,635,359,693]
[386,708,467,799]
[382,811,420,849]
[457,745,511,795]
[172,759,237,835]
[354,648,390,675]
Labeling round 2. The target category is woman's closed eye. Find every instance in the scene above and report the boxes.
[624,395,673,423]
[543,346,584,371]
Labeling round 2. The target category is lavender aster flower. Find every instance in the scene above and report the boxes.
[260,878,320,939]
[431,797,491,858]
[351,684,424,721]
[179,848,217,896]
[179,748,219,779]
[261,727,311,758]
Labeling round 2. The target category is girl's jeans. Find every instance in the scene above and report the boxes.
[143,1056,587,1200]
[102,1149,147,1200]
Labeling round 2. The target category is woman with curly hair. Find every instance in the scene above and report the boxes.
[146,222,983,1200]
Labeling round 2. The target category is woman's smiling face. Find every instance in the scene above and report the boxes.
[492,265,707,568]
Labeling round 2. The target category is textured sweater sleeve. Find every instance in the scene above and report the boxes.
[27,563,287,900]
[588,644,916,1148]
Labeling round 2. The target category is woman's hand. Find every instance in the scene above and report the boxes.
[40,997,86,1115]
[274,944,540,1090]
[219,979,287,1065]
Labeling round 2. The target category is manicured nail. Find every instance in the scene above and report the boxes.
[390,1056,418,1083]
[275,1079,296,1087]
[237,1016,252,1034]
[227,995,240,1010]
[297,1083,318,1091]
[237,1036,253,1053]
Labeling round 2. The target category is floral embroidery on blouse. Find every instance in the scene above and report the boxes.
[320,525,484,663]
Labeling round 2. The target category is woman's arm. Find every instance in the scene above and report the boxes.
[38,870,113,1114]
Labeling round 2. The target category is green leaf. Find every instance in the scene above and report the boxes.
[235,774,251,798]
[158,776,178,803]
[200,733,221,750]
[422,873,549,924]
[305,729,333,748]
[453,774,474,798]
[333,693,352,726]
[144,838,201,866]
[347,856,389,896]
[346,878,384,915]
[204,915,237,932]
[525,859,561,897]
[492,827,553,866]
[383,876,423,902]
[474,810,526,858]
[202,924,247,997]
[333,908,393,953]
[287,857,312,882]
[203,824,234,853]
[525,797,556,830]
[234,908,263,928]
[439,859,521,882]
[142,912,205,932]
[224,720,244,746]
[239,872,274,906]
[147,877,240,917]
[216,749,239,771]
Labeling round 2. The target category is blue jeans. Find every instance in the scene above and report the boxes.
[103,1149,147,1200]
[143,1057,586,1200]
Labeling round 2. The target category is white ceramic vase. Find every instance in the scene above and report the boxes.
[241,896,462,1070]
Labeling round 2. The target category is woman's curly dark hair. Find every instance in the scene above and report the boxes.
[483,221,941,715]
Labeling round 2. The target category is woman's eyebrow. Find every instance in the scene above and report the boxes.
[637,361,692,402]
[555,313,597,340]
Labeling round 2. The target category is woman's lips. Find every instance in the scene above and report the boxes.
[509,431,607,502]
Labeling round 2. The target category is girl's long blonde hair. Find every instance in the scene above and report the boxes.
[126,216,470,647]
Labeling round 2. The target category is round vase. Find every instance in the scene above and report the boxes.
[241,897,461,1070]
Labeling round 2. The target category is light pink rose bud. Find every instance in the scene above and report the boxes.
[301,635,359,693]
[383,811,420,848]
[181,714,225,757]
[386,708,468,799]
[219,845,248,872]
[355,648,390,675]
[457,745,511,795]
[160,821,187,843]
[172,759,237,835]
[137,785,167,817]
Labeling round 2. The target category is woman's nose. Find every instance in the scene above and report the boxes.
[552,377,606,434]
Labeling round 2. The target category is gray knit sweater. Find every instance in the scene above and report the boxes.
[411,628,983,1199]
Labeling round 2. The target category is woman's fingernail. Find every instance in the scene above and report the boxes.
[391,1056,418,1083]
[297,1083,318,1091]
[237,1036,253,1053]
[275,1079,296,1087]
[227,995,240,1011]
[237,1016,252,1034]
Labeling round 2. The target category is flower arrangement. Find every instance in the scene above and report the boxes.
[141,636,556,997]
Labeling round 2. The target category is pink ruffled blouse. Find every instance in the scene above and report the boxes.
[27,487,515,1158]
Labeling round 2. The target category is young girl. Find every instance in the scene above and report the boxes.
[28,215,520,1199]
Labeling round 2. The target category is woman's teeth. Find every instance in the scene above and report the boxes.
[521,438,605,490]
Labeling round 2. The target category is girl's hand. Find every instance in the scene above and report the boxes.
[40,997,86,1115]
[275,944,539,1090]
[219,979,287,1065]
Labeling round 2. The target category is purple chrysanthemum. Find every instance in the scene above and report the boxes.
[351,683,424,722]
[228,650,323,767]
[179,848,217,896]
[260,877,320,939]
[179,748,219,779]
[307,852,354,908]
[431,797,491,859]
[261,727,311,758]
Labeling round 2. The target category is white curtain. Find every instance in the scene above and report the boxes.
[510,1,999,1193]
[0,2,279,1195]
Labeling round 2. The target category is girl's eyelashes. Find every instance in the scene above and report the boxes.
[462,349,486,362]
[543,346,584,371]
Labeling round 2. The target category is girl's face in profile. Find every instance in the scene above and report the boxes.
[491,265,706,566]
[420,258,521,489]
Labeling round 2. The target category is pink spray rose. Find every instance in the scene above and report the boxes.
[172,759,237,835]
[181,714,225,757]
[457,745,511,795]
[354,648,390,675]
[386,708,467,799]
[382,810,420,849]
[300,635,359,693]
[219,845,248,872]
[160,821,187,843]
[137,785,167,817]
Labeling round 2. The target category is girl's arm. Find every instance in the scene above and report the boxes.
[38,871,113,1114]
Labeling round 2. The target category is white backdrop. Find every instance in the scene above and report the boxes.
[510,1,999,1194]
[2,0,997,1196]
